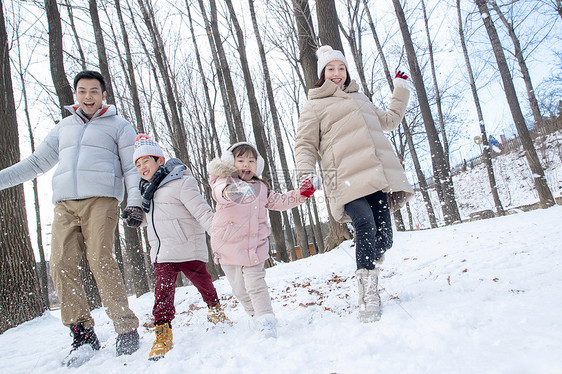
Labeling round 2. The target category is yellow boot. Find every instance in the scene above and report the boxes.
[148,323,173,361]
[207,302,232,325]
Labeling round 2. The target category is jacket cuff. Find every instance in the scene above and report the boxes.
[394,77,409,89]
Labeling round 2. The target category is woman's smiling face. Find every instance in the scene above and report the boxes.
[324,61,347,88]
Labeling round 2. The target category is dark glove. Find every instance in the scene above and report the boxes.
[122,206,143,228]
[395,70,409,80]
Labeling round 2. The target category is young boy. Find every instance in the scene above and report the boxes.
[132,134,230,361]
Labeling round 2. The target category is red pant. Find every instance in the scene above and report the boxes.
[153,261,219,326]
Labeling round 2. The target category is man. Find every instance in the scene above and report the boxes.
[0,71,144,365]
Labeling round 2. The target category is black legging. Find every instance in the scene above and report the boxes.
[344,191,393,270]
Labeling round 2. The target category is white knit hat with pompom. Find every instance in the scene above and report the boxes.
[133,134,165,164]
[316,45,348,78]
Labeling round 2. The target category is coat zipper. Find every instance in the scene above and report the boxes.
[151,201,162,263]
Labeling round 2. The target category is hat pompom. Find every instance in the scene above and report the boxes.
[316,45,334,58]
[135,133,152,143]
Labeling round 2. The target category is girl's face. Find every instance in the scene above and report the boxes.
[234,152,257,181]
[324,61,347,88]
[135,156,164,181]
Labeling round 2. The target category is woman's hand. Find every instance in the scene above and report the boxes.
[299,175,322,198]
[395,70,408,80]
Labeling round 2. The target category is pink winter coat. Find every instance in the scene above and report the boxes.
[208,158,307,266]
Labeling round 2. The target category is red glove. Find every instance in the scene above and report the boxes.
[299,175,322,198]
[395,70,408,80]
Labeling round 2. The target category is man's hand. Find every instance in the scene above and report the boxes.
[122,206,143,228]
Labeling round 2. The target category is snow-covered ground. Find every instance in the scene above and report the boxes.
[1,205,561,373]
[407,130,562,228]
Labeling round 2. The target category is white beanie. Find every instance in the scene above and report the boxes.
[133,134,165,164]
[316,45,348,78]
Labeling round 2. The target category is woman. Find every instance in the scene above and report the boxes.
[295,45,414,322]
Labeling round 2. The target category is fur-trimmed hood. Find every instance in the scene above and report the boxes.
[207,157,238,178]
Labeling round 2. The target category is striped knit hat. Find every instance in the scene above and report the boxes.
[133,134,165,164]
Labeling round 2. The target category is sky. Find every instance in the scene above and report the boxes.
[1,203,561,373]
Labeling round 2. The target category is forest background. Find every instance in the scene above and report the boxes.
[0,0,561,333]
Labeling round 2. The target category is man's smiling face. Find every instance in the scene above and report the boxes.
[75,78,106,119]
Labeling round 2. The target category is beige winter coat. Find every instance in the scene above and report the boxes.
[295,79,414,223]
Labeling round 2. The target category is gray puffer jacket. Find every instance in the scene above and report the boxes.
[0,104,141,206]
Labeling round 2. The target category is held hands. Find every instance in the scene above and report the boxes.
[395,70,409,80]
[299,174,322,198]
[122,206,143,228]
[224,181,255,201]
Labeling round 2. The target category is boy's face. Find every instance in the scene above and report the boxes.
[75,78,107,119]
[135,156,165,181]
[234,152,257,181]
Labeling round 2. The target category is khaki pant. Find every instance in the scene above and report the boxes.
[221,262,273,317]
[50,197,139,334]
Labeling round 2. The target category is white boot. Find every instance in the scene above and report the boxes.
[255,313,278,338]
[356,268,382,323]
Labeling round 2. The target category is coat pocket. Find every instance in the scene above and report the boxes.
[221,221,237,242]
[172,219,188,242]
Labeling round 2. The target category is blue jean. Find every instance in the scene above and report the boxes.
[344,191,393,270]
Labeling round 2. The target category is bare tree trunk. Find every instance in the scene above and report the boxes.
[392,0,461,224]
[475,0,555,208]
[137,0,189,163]
[339,0,372,99]
[184,1,221,156]
[421,0,449,168]
[0,5,46,333]
[489,1,544,130]
[89,0,116,104]
[457,0,504,216]
[316,0,345,51]
[310,195,325,252]
[195,0,238,143]
[45,0,74,118]
[126,5,167,140]
[63,0,87,71]
[115,0,145,133]
[293,0,319,90]
[207,0,246,142]
[362,0,437,228]
[10,21,51,308]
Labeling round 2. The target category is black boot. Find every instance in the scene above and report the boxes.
[116,329,140,356]
[62,323,100,367]
[70,323,100,351]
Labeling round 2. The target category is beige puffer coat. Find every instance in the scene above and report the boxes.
[144,163,214,264]
[295,79,414,223]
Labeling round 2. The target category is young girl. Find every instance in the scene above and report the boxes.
[295,45,414,322]
[132,134,230,360]
[208,142,319,338]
